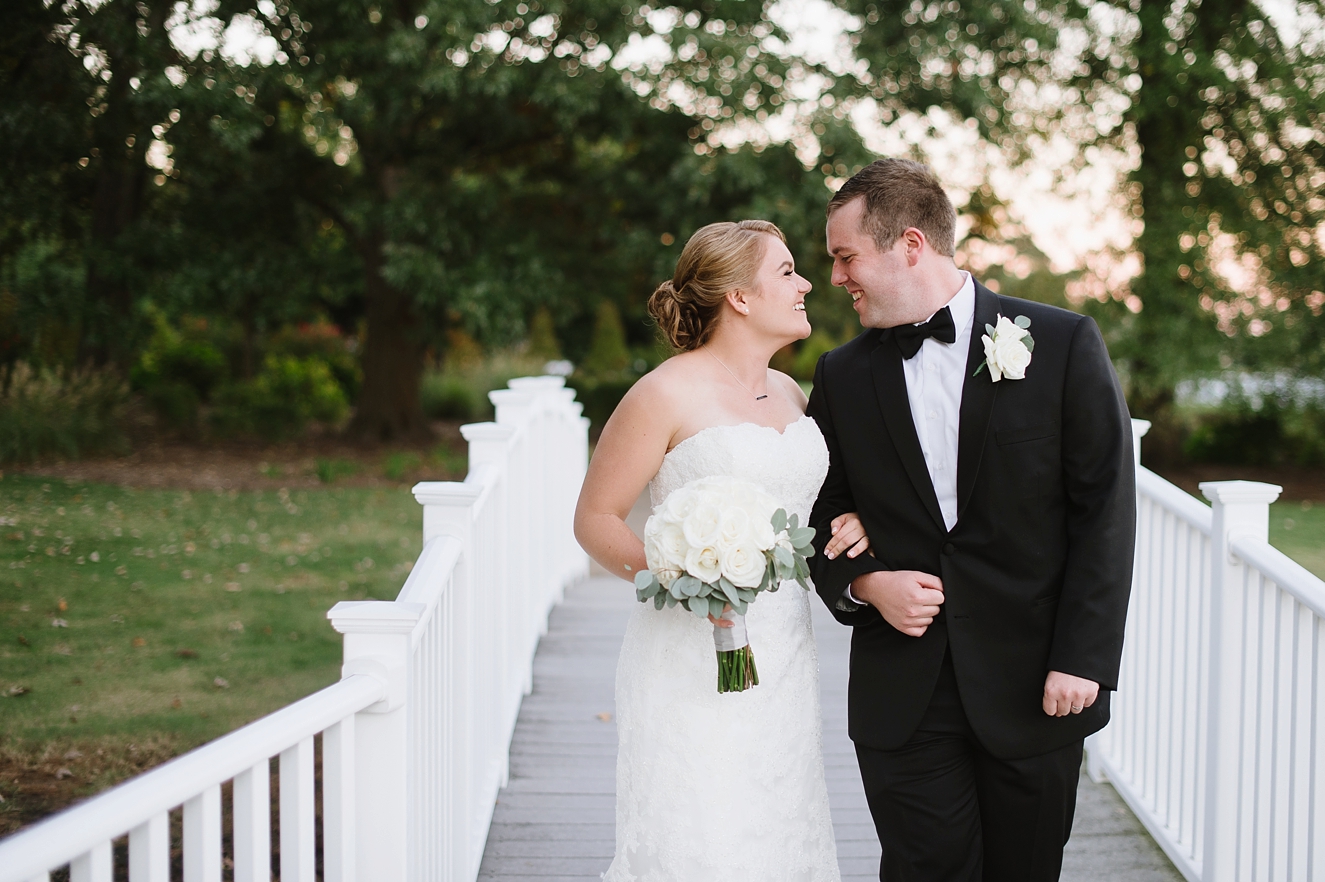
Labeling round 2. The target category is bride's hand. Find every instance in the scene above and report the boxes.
[708,604,735,628]
[825,512,872,560]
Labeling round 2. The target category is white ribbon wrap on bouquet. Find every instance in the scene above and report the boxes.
[712,612,750,652]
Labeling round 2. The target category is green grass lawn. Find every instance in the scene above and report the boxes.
[0,474,420,750]
[1269,499,1325,579]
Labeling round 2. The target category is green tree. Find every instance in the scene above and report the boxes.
[832,0,1325,424]
[217,0,813,440]
[526,307,562,362]
[580,300,630,376]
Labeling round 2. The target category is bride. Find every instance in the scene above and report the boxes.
[574,220,869,881]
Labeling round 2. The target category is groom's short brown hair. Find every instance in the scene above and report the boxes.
[828,159,957,257]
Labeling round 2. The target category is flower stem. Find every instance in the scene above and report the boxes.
[716,645,759,692]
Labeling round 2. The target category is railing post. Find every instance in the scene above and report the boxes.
[1131,418,1150,469]
[1198,480,1282,882]
[326,601,421,882]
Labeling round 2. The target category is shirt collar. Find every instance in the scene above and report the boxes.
[915,271,976,336]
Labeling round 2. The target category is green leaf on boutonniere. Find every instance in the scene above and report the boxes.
[1013,315,1031,330]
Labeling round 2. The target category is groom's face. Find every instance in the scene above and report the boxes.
[826,197,917,329]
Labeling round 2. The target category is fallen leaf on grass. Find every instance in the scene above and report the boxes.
[224,582,242,592]
[64,750,82,760]
[213,677,230,689]
[3,685,29,697]
[132,637,146,647]
[55,768,74,779]
[176,649,199,659]
[171,697,182,709]
[51,619,68,628]
[228,621,244,632]
[57,598,67,612]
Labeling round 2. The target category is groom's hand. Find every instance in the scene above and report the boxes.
[1042,671,1099,717]
[849,570,944,637]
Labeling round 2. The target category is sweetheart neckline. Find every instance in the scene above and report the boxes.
[664,414,815,459]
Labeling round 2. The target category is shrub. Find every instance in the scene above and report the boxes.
[567,376,636,434]
[419,349,547,423]
[131,314,230,431]
[267,320,361,400]
[0,363,129,463]
[421,372,485,421]
[1184,402,1325,466]
[526,307,562,361]
[212,355,349,440]
[791,332,838,381]
[580,301,631,376]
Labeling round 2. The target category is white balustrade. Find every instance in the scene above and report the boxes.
[1087,419,1325,882]
[0,376,589,882]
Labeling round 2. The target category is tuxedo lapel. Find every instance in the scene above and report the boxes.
[956,282,1002,520]
[870,333,946,531]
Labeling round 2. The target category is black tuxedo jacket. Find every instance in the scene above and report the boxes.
[807,282,1135,760]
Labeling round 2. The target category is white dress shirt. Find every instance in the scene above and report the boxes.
[845,272,974,603]
[904,271,975,532]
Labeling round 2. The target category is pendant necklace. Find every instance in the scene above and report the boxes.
[706,348,768,400]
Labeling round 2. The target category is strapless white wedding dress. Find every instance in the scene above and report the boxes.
[604,415,840,882]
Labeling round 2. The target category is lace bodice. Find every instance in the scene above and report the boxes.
[649,415,829,526]
[605,414,840,882]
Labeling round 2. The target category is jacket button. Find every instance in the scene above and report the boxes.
[942,542,956,556]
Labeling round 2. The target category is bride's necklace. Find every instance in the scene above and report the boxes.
[705,348,768,401]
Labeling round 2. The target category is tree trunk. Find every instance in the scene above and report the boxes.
[346,231,431,442]
[82,1,155,367]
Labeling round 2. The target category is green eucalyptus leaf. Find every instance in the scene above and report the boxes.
[985,322,996,336]
[789,527,815,547]
[734,599,748,616]
[634,570,653,591]
[775,545,794,569]
[654,593,666,610]
[1024,337,1035,353]
[787,513,799,531]
[691,597,711,618]
[709,596,726,618]
[665,593,678,608]
[1013,315,1031,329]
[772,509,787,533]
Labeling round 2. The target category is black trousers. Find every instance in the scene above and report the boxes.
[855,652,1083,882]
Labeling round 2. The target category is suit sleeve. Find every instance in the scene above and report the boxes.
[807,353,886,627]
[1047,316,1136,689]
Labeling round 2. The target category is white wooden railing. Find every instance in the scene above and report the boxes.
[0,375,589,882]
[1087,419,1325,882]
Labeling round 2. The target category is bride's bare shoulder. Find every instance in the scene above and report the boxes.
[623,351,708,403]
[606,351,708,431]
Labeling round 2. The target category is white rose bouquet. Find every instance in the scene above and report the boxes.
[633,476,816,693]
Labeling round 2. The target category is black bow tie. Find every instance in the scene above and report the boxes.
[893,306,956,359]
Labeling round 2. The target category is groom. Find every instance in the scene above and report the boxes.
[807,159,1135,881]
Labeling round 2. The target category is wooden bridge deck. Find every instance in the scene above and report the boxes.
[478,575,1184,881]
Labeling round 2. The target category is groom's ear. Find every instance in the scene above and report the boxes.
[901,228,927,266]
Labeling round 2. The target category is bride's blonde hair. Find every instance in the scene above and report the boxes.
[648,220,786,351]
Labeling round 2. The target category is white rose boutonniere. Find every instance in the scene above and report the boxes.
[975,314,1034,382]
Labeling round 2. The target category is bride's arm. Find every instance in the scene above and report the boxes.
[573,377,675,582]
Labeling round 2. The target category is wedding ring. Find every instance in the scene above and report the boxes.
[1071,705,1083,712]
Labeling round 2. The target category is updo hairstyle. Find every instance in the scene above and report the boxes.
[648,220,786,351]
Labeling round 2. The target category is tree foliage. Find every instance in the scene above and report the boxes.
[834,0,1325,420]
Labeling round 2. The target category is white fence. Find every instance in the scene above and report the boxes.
[0,376,589,882]
[1088,420,1325,882]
